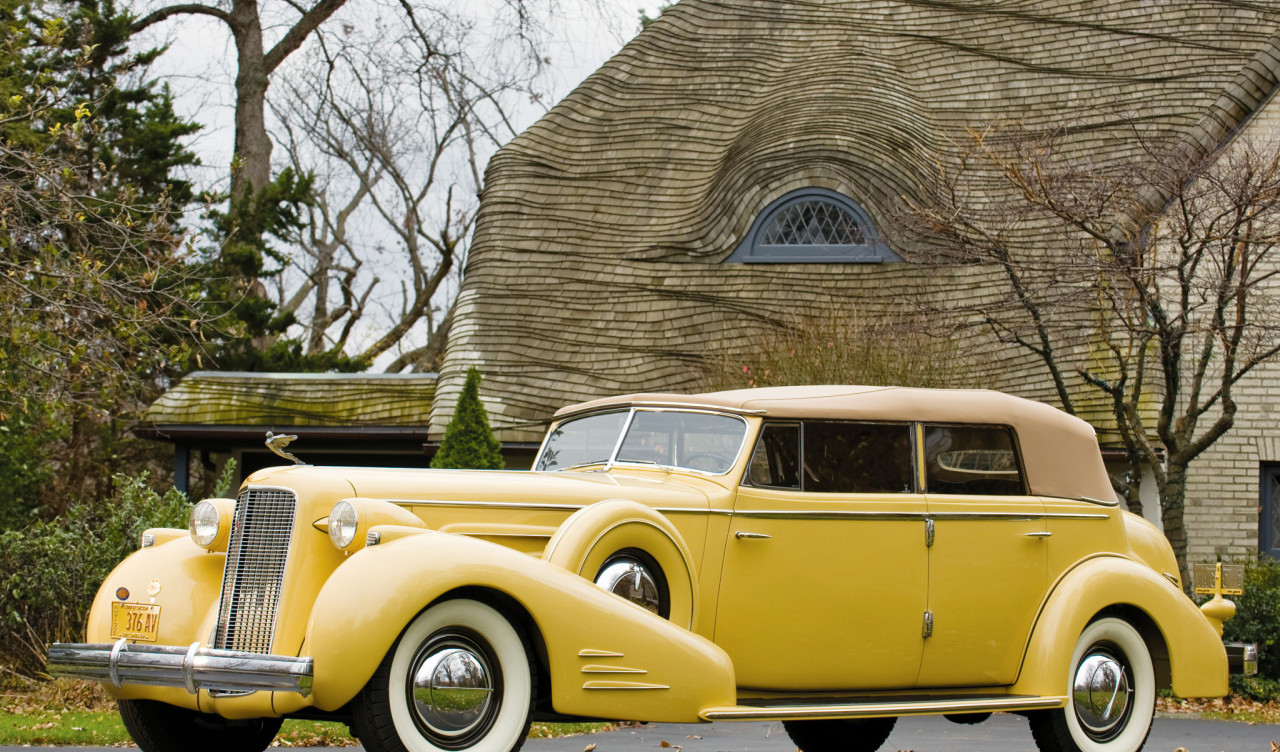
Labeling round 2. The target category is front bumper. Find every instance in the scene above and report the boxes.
[47,640,313,696]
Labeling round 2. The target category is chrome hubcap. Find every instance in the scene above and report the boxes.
[410,645,495,740]
[595,557,661,615]
[1073,648,1132,739]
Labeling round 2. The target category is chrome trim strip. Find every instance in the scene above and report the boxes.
[582,681,670,690]
[729,510,1109,522]
[578,649,625,658]
[699,695,1066,720]
[48,642,314,696]
[580,665,647,674]
[389,499,585,512]
[1079,496,1120,507]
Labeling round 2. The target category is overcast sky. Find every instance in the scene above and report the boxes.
[130,0,665,368]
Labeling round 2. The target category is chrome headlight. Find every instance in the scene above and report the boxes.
[330,500,359,549]
[189,500,222,548]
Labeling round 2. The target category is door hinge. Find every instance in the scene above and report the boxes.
[922,610,934,639]
[925,518,935,547]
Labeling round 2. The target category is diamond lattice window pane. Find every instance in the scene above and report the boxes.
[761,200,867,245]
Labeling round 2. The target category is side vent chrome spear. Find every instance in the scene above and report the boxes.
[265,431,305,465]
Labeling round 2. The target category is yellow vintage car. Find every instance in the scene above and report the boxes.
[50,386,1236,752]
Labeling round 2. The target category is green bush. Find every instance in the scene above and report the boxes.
[0,465,235,677]
[1229,674,1280,702]
[1222,558,1280,683]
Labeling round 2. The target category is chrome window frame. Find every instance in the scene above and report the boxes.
[536,407,750,477]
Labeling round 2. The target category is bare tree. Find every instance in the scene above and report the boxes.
[132,0,350,200]
[267,3,539,370]
[900,122,1280,587]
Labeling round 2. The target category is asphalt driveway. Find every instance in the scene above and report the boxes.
[2,714,1274,751]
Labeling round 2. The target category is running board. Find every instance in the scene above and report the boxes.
[699,694,1066,721]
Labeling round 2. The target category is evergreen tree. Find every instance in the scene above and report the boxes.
[430,368,504,470]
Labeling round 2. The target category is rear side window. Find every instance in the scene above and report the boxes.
[924,425,1025,495]
[804,422,914,493]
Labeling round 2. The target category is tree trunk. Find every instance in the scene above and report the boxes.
[229,0,272,199]
[1159,463,1192,593]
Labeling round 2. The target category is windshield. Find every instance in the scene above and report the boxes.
[536,409,748,474]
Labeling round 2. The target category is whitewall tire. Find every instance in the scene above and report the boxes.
[353,599,535,752]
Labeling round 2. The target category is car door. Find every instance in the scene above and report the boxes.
[916,423,1048,688]
[714,421,929,691]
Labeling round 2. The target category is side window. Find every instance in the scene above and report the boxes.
[924,425,1025,495]
[746,423,800,489]
[804,422,915,493]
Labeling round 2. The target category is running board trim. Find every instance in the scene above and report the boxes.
[699,695,1066,721]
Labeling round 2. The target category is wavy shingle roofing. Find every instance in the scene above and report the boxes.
[433,0,1280,442]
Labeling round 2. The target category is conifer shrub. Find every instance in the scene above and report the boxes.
[430,367,504,470]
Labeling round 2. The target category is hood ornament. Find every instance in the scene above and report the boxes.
[265,431,305,465]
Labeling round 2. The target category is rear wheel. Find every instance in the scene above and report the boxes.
[118,699,281,752]
[782,717,896,752]
[1029,617,1155,752]
[353,599,535,752]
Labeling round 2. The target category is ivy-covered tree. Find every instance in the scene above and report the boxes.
[0,0,207,516]
[429,367,504,470]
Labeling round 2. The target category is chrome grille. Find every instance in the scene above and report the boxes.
[213,488,296,653]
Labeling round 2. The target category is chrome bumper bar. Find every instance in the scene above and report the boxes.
[47,640,313,696]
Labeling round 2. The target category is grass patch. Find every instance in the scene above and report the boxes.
[0,680,619,747]
[0,710,358,747]
[529,722,619,739]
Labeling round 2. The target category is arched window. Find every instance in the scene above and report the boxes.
[726,188,900,263]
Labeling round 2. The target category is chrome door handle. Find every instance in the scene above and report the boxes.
[1025,531,1052,538]
[735,531,772,540]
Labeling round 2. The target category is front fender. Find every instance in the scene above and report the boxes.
[1012,556,1227,699]
[82,534,225,711]
[304,531,736,719]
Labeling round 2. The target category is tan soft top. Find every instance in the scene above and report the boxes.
[555,386,1116,504]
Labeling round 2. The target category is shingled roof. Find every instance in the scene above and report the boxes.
[139,371,436,442]
[433,0,1280,442]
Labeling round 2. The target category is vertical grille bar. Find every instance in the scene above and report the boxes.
[213,488,297,653]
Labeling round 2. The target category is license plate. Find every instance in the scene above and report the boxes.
[110,602,161,642]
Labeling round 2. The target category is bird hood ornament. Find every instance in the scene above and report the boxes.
[265,431,305,465]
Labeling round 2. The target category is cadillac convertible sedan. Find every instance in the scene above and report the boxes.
[50,386,1234,752]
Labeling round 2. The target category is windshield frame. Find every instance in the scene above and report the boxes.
[535,407,751,476]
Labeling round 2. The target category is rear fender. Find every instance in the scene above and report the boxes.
[1012,556,1226,699]
[305,531,736,719]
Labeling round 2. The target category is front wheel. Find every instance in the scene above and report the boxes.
[782,717,896,752]
[1029,617,1155,752]
[352,599,535,752]
[118,699,281,752]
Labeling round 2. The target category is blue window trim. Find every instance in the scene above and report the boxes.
[725,188,902,264]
